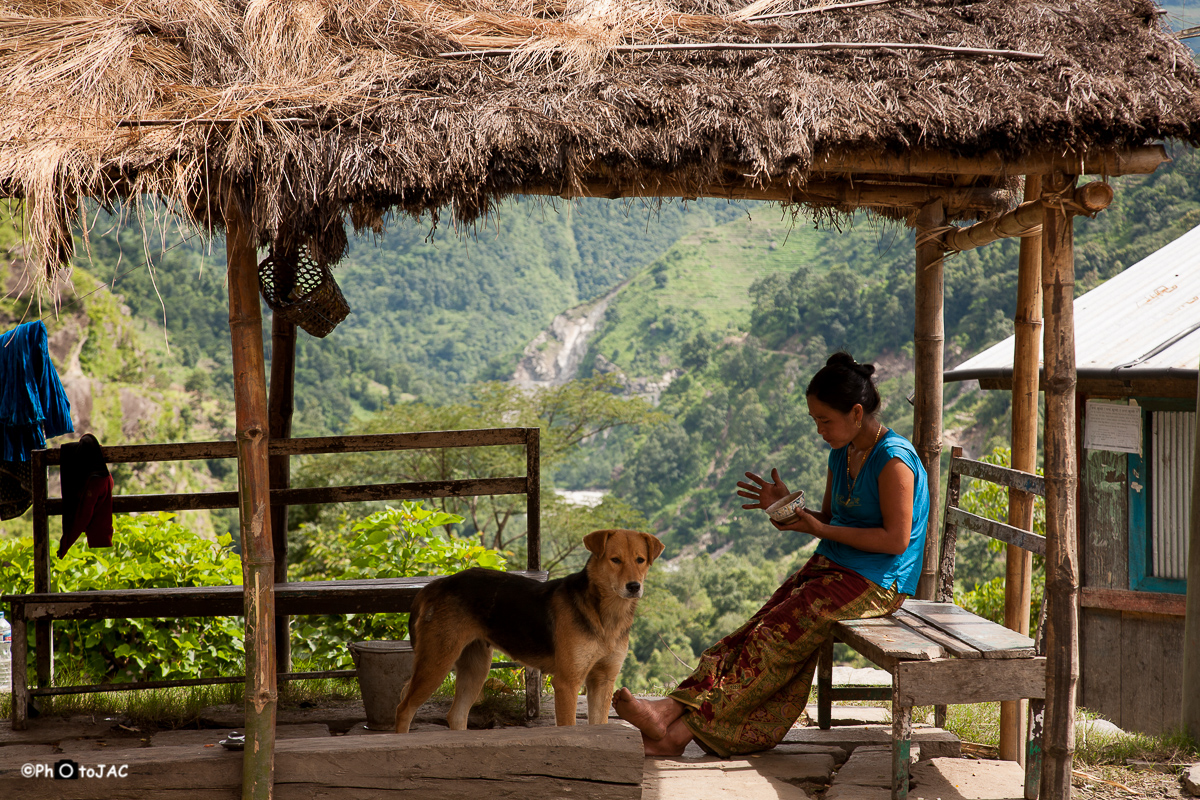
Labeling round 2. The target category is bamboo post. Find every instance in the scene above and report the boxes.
[913,198,946,601]
[1183,341,1200,742]
[1039,173,1080,800]
[268,314,297,673]
[225,192,278,800]
[1001,175,1042,765]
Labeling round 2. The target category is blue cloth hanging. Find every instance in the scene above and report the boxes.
[0,320,74,462]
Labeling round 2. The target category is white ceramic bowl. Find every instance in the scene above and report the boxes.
[765,490,805,524]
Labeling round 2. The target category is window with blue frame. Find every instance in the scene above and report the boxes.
[1128,398,1192,595]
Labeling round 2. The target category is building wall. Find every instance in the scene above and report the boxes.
[1079,434,1186,735]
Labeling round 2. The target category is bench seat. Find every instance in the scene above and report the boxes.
[820,600,1045,800]
[4,570,549,728]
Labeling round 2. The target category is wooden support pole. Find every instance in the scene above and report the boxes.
[31,449,52,691]
[1183,339,1200,741]
[1039,173,1080,800]
[941,181,1112,253]
[268,314,297,673]
[225,192,278,800]
[913,199,946,602]
[1001,175,1042,765]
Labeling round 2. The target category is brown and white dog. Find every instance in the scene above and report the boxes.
[394,528,665,732]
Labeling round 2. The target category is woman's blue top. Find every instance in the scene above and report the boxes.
[814,429,929,596]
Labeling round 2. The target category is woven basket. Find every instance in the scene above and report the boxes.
[258,244,350,338]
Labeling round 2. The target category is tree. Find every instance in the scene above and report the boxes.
[292,375,662,575]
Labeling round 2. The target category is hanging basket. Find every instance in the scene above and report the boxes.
[258,244,350,338]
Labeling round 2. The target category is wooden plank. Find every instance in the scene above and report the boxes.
[33,429,536,467]
[892,608,982,659]
[0,725,643,800]
[950,456,1046,497]
[34,440,238,466]
[1079,608,1122,722]
[46,491,241,516]
[273,476,528,505]
[1158,615,1185,734]
[937,446,964,602]
[3,572,550,621]
[895,657,1047,706]
[269,428,531,456]
[900,601,1035,657]
[1080,587,1186,616]
[42,477,530,517]
[1081,448,1128,590]
[944,507,1048,556]
[1121,612,1164,735]
[832,616,944,670]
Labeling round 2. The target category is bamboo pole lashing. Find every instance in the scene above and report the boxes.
[940,181,1112,252]
[1000,174,1041,766]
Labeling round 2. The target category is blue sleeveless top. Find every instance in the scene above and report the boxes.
[814,430,929,596]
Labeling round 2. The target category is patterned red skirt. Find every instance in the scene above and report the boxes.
[669,554,903,756]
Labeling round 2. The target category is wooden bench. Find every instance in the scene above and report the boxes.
[817,447,1046,800]
[4,428,544,730]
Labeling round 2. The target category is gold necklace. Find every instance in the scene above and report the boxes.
[847,424,886,489]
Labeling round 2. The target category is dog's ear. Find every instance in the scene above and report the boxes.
[583,529,612,556]
[641,532,665,565]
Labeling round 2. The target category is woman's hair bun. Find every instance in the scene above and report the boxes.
[826,351,875,377]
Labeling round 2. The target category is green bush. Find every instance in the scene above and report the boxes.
[0,513,244,683]
[288,503,506,668]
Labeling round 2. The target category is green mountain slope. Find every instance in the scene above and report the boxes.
[582,147,1200,563]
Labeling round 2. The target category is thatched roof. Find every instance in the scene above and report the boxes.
[2,0,1199,278]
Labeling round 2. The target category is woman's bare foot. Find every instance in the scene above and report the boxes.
[642,716,694,757]
[612,687,684,741]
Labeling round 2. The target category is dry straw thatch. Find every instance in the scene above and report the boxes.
[1,0,1199,282]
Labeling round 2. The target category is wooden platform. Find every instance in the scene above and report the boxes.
[0,725,644,800]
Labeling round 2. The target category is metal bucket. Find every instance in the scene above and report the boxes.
[348,640,414,731]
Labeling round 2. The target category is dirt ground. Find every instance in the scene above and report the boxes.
[1071,764,1190,799]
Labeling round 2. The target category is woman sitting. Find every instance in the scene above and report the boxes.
[613,351,929,757]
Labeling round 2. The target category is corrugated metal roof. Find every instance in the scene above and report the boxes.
[945,223,1200,383]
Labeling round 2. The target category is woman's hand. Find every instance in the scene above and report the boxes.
[770,507,820,535]
[736,468,790,510]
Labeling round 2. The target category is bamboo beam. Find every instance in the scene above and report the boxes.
[225,192,278,800]
[1183,340,1200,742]
[812,146,1166,178]
[941,181,1113,252]
[1000,175,1041,766]
[1039,173,1080,800]
[522,179,1011,214]
[268,314,297,673]
[913,199,945,601]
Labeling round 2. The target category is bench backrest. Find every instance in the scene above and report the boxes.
[937,445,1046,604]
[27,428,541,595]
